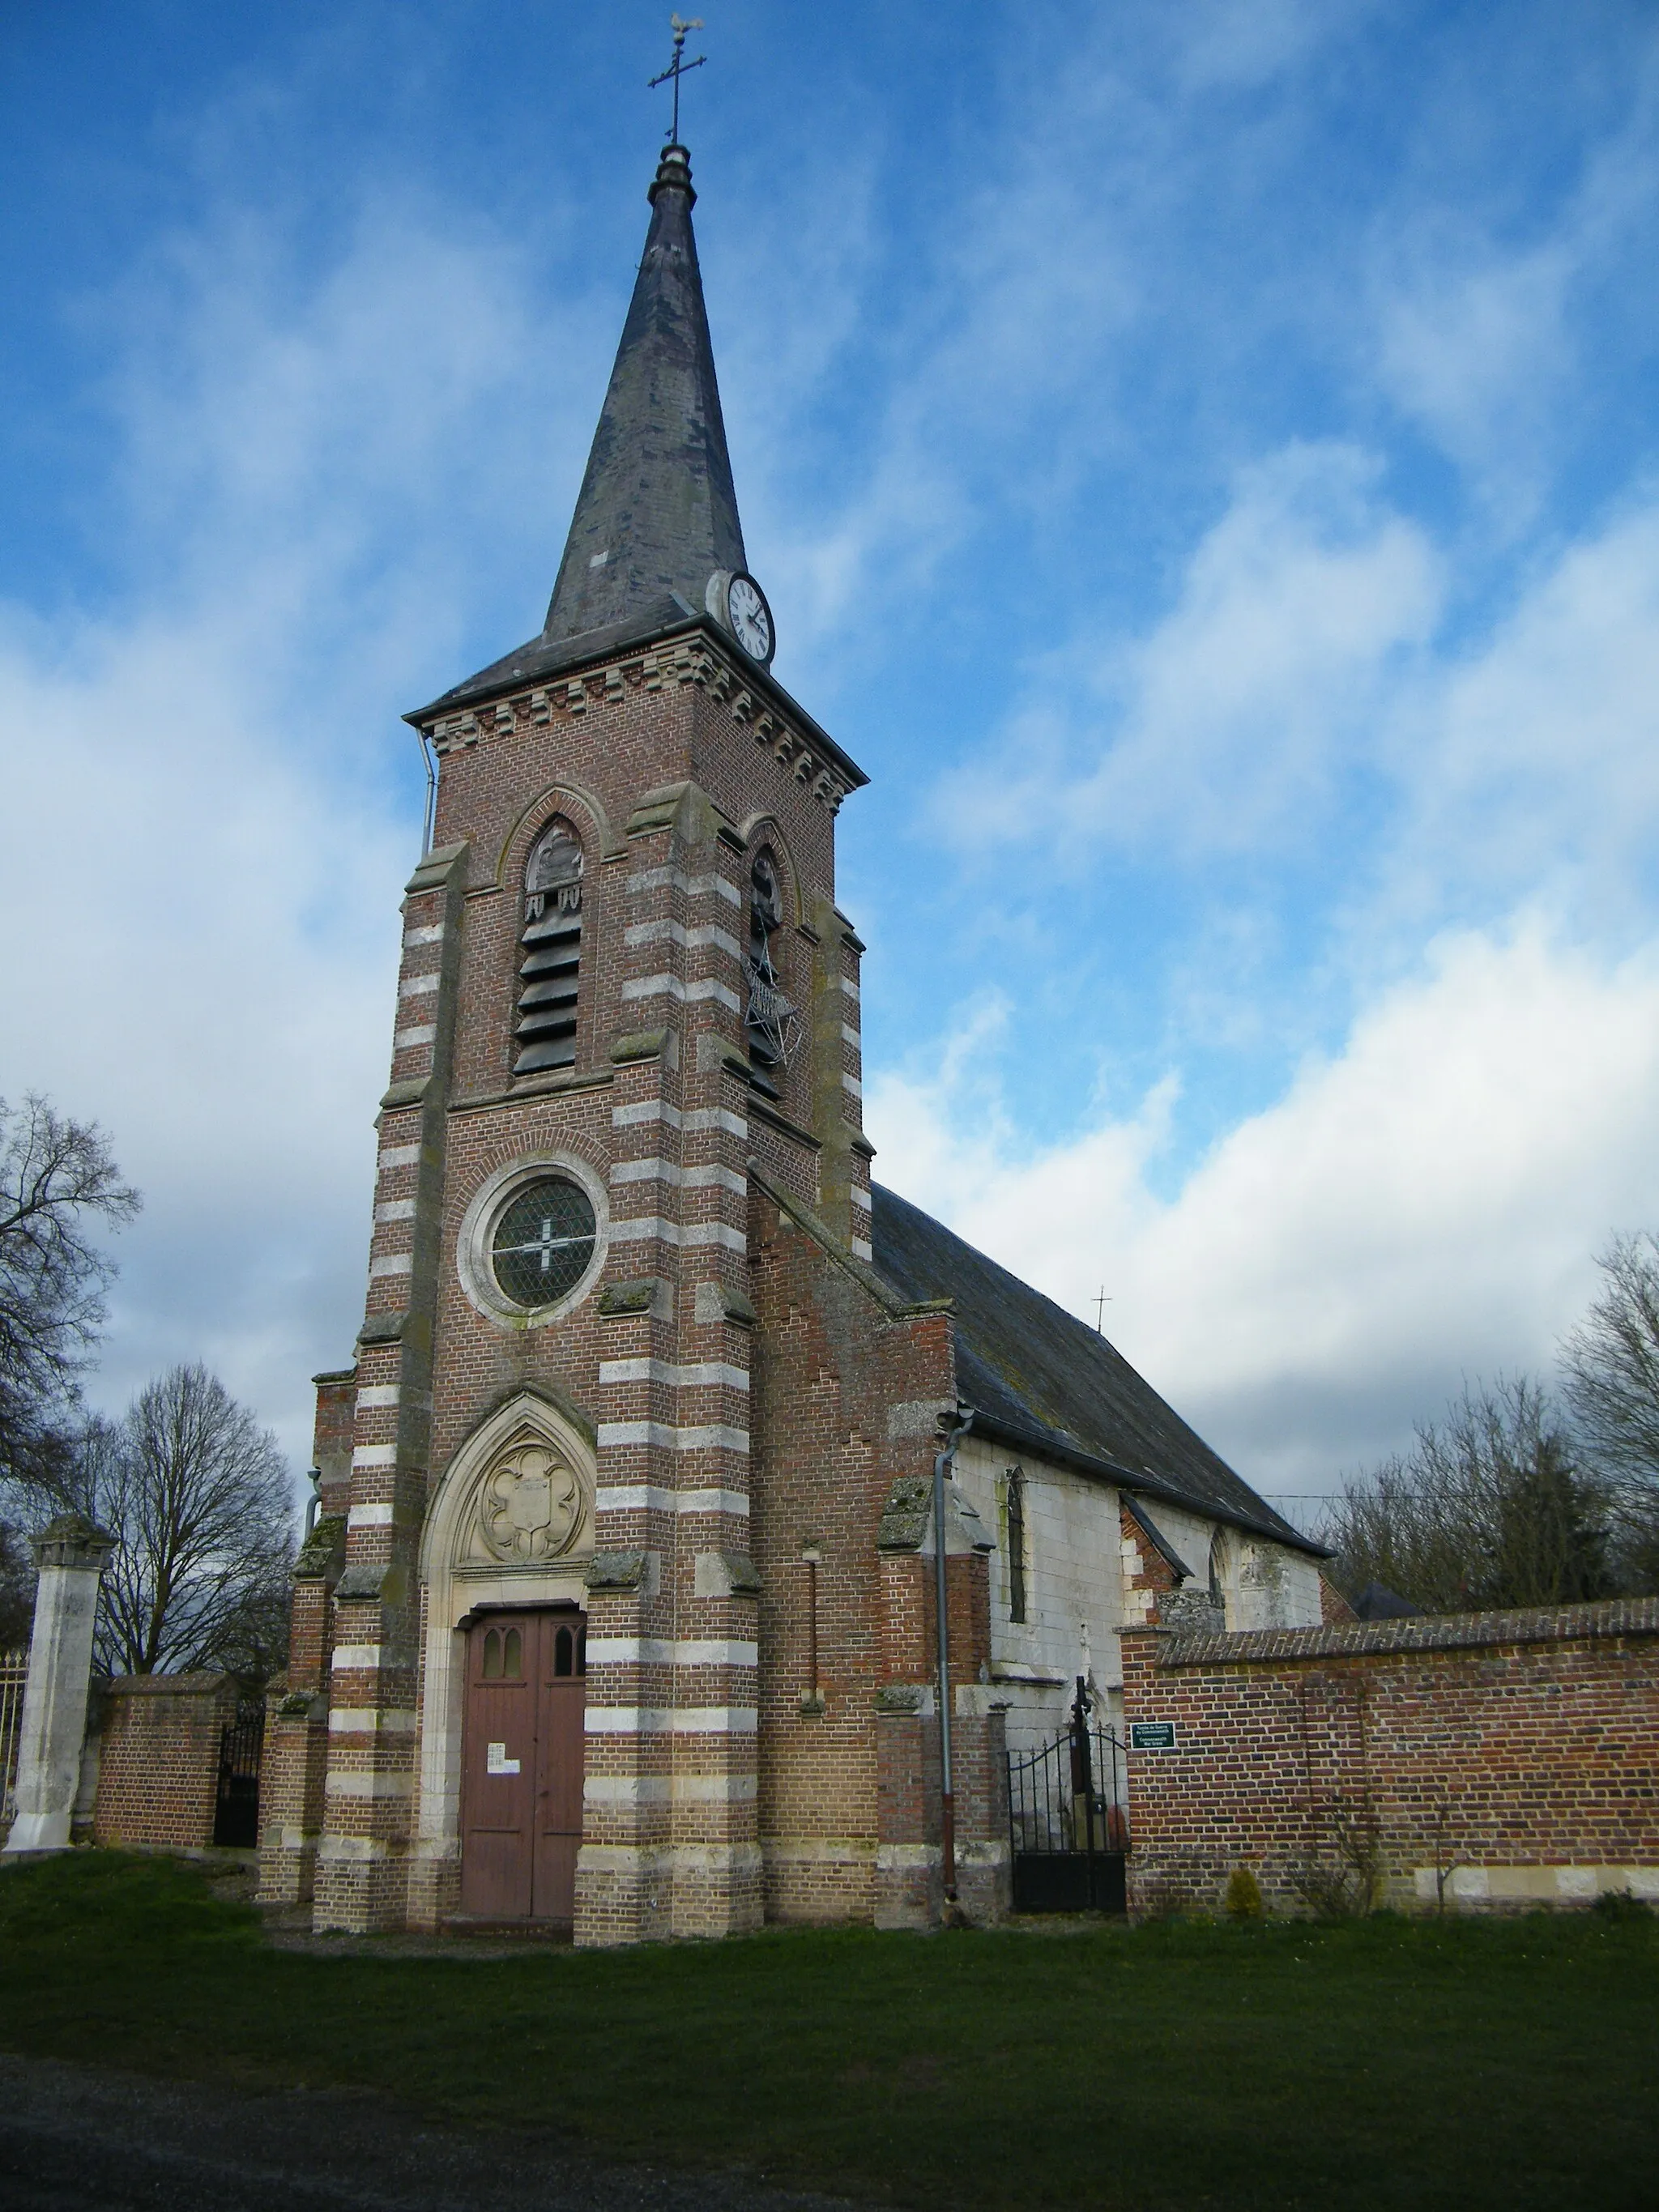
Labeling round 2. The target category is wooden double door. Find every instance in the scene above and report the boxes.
[458,1607,586,1925]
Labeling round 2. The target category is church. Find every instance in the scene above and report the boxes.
[257,131,1327,1943]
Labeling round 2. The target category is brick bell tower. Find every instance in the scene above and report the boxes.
[261,137,872,1941]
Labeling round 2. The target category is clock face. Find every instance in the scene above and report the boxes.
[727,573,774,663]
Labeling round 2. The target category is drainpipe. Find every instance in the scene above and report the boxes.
[933,1407,974,1906]
[418,728,438,855]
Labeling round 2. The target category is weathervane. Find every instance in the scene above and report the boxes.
[649,15,706,147]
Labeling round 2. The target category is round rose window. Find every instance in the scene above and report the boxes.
[490,1176,596,1308]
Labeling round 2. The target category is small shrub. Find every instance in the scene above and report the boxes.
[1132,1872,1197,1920]
[1294,1796,1388,1918]
[1224,1867,1264,1919]
[1592,1888,1651,1922]
[1290,1854,1357,1920]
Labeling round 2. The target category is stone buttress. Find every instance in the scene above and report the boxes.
[312,840,466,1930]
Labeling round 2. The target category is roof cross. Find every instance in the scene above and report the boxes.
[649,15,706,147]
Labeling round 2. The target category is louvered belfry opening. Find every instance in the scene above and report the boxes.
[514,817,584,1074]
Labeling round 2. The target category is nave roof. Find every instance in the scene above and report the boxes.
[871,1184,1320,1557]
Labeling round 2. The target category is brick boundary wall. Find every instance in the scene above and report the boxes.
[1120,1597,1659,1915]
[92,1674,240,1852]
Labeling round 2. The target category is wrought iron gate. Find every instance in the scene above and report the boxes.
[0,1650,27,1821]
[212,1698,265,1848]
[1006,1679,1129,1913]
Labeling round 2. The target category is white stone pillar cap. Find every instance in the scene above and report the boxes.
[29,1513,116,1573]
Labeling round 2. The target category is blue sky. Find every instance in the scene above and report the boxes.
[6,1,1659,1502]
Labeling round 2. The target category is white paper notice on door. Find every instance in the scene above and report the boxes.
[485,1742,520,1775]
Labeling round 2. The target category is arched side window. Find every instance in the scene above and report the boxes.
[1006,1465,1027,1624]
[744,848,801,1072]
[514,818,583,1074]
[1208,1532,1228,1621]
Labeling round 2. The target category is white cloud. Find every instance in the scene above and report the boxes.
[936,442,1441,863]
[1171,0,1375,92]
[1392,497,1659,927]
[1375,236,1576,503]
[1367,51,1659,509]
[868,921,1659,1494]
[0,190,609,1477]
[0,607,403,1477]
[79,190,616,727]
[925,454,1659,965]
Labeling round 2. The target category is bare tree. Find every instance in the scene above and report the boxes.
[1427,1795,1465,1915]
[23,1367,295,1679]
[1561,1234,1659,1592]
[0,1421,81,1643]
[1324,1378,1611,1613]
[0,1093,139,1481]
[1322,1455,1468,1613]
[0,1519,33,1649]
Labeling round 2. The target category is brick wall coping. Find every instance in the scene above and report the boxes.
[1145,1595,1659,1669]
[101,1672,237,1699]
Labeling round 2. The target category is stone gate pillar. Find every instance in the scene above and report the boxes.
[4,1513,115,1854]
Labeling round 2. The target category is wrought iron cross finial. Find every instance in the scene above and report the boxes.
[649,15,706,147]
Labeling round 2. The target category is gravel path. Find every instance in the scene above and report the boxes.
[0,2052,865,2212]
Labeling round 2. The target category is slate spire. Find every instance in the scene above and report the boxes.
[542,143,746,649]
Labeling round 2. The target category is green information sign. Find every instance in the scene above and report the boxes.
[1130,1720,1177,1751]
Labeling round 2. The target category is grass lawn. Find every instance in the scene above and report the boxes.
[0,1854,1656,2210]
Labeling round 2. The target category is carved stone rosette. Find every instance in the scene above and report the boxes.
[456,1434,587,1569]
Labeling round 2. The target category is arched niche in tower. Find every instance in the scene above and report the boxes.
[737,813,802,924]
